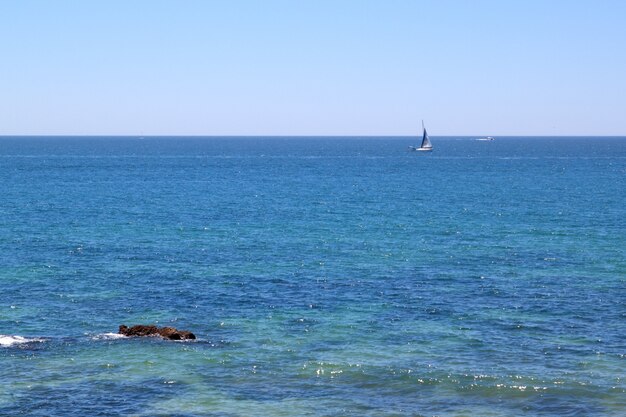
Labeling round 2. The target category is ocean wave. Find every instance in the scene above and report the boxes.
[0,335,46,347]
[90,332,208,343]
[90,332,127,341]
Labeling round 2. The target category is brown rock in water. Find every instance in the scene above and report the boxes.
[118,325,159,337]
[119,324,196,340]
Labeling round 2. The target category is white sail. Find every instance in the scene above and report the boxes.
[420,128,433,149]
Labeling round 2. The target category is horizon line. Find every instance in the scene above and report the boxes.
[1,134,626,138]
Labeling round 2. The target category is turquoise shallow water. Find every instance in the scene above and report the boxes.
[1,136,625,416]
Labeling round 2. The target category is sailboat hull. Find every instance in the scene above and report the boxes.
[415,147,433,151]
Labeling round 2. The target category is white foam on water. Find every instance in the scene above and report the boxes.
[0,335,45,347]
[91,332,127,340]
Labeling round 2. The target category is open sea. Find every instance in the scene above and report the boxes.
[1,136,624,416]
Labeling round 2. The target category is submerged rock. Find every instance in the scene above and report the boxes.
[118,324,196,340]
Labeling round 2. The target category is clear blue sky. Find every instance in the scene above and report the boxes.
[1,0,625,136]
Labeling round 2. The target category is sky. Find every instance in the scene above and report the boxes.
[0,0,625,136]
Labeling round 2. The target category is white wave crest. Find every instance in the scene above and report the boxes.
[0,335,45,347]
[91,332,127,340]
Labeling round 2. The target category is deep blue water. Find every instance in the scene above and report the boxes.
[1,136,624,416]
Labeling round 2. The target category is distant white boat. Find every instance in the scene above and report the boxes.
[476,136,495,141]
[409,121,433,152]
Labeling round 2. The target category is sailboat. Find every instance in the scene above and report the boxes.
[409,121,433,152]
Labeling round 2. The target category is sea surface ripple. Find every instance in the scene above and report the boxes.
[1,136,625,416]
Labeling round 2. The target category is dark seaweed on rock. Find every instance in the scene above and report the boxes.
[118,324,196,340]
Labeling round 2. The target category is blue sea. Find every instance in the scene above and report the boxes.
[1,136,624,416]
